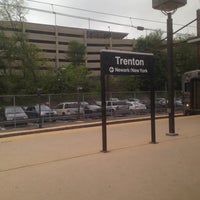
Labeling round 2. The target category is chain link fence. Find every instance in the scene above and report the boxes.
[0,91,183,129]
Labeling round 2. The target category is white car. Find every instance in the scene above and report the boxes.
[128,101,147,112]
[0,106,28,126]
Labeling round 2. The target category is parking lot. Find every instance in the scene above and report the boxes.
[0,92,183,131]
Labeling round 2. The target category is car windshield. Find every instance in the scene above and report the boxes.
[5,106,24,114]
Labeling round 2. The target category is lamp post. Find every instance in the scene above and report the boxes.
[152,0,187,136]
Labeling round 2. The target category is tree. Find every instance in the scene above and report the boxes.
[134,30,167,91]
[67,40,86,67]
[0,31,12,75]
[173,33,198,90]
[47,40,89,94]
[0,0,27,22]
[134,31,198,91]
[16,34,42,79]
[55,64,89,93]
[0,0,49,94]
[135,30,164,52]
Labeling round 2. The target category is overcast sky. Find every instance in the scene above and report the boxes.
[25,0,200,39]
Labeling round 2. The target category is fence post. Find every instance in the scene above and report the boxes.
[13,95,16,128]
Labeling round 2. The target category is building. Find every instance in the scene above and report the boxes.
[1,21,135,76]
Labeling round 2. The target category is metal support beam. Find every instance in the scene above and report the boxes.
[197,9,200,66]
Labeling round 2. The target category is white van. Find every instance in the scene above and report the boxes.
[55,102,84,116]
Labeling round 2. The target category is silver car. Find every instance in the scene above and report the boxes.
[0,106,28,126]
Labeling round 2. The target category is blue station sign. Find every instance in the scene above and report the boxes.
[100,50,154,76]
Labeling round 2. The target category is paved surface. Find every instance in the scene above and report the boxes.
[0,114,178,138]
[0,115,200,200]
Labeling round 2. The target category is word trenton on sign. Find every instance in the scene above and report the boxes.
[115,56,145,66]
[109,66,148,74]
[100,49,153,75]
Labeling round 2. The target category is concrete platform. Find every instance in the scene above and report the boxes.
[0,115,200,200]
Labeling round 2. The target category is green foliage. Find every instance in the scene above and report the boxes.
[107,76,140,92]
[48,40,90,94]
[0,30,45,94]
[55,64,89,93]
[16,34,41,79]
[133,31,198,91]
[134,30,167,91]
[135,30,164,52]
[174,34,197,71]
[68,40,86,67]
[173,34,198,89]
[0,31,18,75]
[0,0,48,95]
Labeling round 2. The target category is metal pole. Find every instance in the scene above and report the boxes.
[13,96,16,128]
[166,12,178,136]
[77,88,80,119]
[197,9,200,65]
[39,102,42,128]
[101,73,107,152]
[37,89,42,128]
[150,65,156,143]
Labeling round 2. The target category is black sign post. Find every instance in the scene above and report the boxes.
[100,50,156,152]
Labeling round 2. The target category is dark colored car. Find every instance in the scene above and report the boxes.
[0,106,28,126]
[25,104,57,122]
[84,104,102,118]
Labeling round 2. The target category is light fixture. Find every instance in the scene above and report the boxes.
[152,0,187,136]
[152,0,187,12]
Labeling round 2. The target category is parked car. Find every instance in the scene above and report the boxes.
[106,100,130,116]
[127,98,141,103]
[80,101,89,108]
[127,101,147,113]
[95,101,102,106]
[84,104,102,118]
[25,104,57,122]
[155,98,167,107]
[0,106,28,126]
[175,99,183,109]
[55,102,84,118]
[109,98,120,101]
